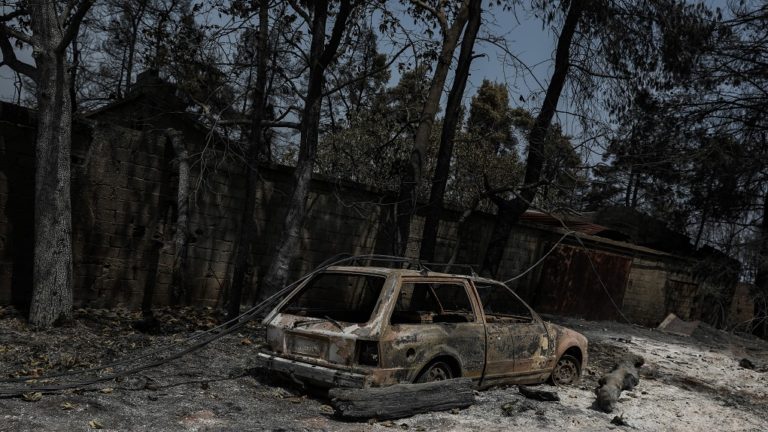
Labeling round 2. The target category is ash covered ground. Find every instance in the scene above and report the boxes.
[1,306,766,431]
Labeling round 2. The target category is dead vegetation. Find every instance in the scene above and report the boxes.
[0,306,767,431]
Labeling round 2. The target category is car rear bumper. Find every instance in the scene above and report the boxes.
[255,351,370,388]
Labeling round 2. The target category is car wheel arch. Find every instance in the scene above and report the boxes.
[562,345,583,365]
[413,354,463,382]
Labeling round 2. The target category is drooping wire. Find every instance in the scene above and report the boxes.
[545,210,634,324]
[0,253,411,395]
[502,230,575,284]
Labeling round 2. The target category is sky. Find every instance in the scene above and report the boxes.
[0,3,559,109]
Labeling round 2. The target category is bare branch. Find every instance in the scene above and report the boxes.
[0,22,33,45]
[216,119,302,129]
[410,0,448,32]
[0,27,38,81]
[322,43,411,97]
[0,9,26,23]
[57,0,94,53]
[286,0,311,26]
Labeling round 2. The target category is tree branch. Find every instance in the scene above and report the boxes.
[410,0,448,33]
[56,0,94,54]
[318,0,355,70]
[286,0,312,26]
[322,43,411,97]
[0,22,33,45]
[0,9,26,23]
[0,27,38,81]
[216,119,302,129]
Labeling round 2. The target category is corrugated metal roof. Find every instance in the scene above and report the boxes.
[519,210,610,236]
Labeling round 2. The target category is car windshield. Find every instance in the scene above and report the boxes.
[281,272,385,324]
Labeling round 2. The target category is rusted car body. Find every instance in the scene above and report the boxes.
[256,266,588,389]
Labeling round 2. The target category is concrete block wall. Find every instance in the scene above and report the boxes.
[728,283,755,328]
[622,258,670,325]
[0,101,741,324]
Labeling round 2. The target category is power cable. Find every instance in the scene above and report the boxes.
[502,230,575,284]
[0,253,407,395]
[544,209,634,324]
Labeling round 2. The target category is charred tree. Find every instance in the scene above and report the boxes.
[480,0,584,277]
[395,0,470,255]
[260,0,356,299]
[168,130,190,304]
[228,2,270,320]
[754,190,768,338]
[0,0,94,327]
[419,0,482,263]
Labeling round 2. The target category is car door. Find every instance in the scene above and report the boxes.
[475,282,555,386]
[380,277,486,381]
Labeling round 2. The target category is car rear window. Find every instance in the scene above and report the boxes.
[390,282,476,324]
[281,272,385,324]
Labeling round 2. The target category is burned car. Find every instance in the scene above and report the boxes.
[256,266,588,388]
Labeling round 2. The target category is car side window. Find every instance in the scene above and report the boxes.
[391,282,476,324]
[475,283,533,323]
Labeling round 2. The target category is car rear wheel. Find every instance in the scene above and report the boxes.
[416,360,454,383]
[551,354,581,386]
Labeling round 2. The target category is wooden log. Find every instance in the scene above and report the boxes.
[329,378,475,420]
[595,355,645,413]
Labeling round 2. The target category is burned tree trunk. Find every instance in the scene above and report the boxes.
[0,0,94,328]
[260,0,355,299]
[329,378,475,420]
[28,47,75,327]
[595,355,644,413]
[228,3,270,320]
[754,190,768,338]
[480,0,584,277]
[168,130,190,304]
[395,1,470,256]
[419,0,482,263]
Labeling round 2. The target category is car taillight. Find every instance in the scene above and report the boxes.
[357,340,379,366]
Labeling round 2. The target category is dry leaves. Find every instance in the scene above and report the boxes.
[21,392,42,402]
[88,420,104,429]
[61,401,76,410]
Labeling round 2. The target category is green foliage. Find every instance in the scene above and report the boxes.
[452,80,522,206]
[317,65,431,191]
[454,80,583,209]
[589,0,768,255]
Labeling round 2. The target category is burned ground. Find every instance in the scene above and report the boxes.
[0,306,766,431]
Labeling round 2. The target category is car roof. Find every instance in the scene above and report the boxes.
[324,265,506,286]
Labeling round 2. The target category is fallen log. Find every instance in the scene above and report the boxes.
[595,354,644,413]
[329,378,475,420]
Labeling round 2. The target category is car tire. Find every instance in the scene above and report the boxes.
[415,360,454,383]
[551,354,581,386]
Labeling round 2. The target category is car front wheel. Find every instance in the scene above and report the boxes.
[551,354,581,385]
[416,360,454,383]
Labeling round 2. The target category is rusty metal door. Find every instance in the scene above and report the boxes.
[474,282,554,386]
[380,278,487,381]
[535,245,631,321]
